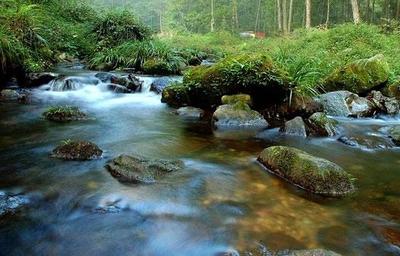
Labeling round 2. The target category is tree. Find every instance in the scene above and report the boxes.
[305,0,311,28]
[211,0,215,32]
[350,0,361,24]
[277,0,282,32]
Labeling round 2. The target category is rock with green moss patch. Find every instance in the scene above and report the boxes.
[389,126,400,146]
[105,154,184,184]
[388,80,400,99]
[43,106,88,122]
[258,146,355,197]
[221,94,252,106]
[308,112,338,137]
[143,58,172,75]
[161,54,290,109]
[52,140,103,160]
[324,54,390,94]
[212,102,268,129]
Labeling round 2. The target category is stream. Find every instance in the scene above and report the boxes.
[0,67,400,256]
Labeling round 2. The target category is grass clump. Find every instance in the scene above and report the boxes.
[43,105,87,122]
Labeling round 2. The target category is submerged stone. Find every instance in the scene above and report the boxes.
[176,106,204,119]
[280,116,307,137]
[212,103,268,129]
[258,146,355,197]
[0,192,30,217]
[105,154,184,184]
[52,140,103,160]
[43,106,88,122]
[324,54,389,94]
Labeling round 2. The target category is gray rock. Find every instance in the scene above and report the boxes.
[212,103,268,129]
[107,83,132,93]
[317,91,374,117]
[150,77,174,94]
[177,107,204,119]
[96,73,142,92]
[368,90,400,115]
[281,116,307,137]
[308,112,338,137]
[0,89,20,101]
[389,126,400,146]
[0,192,30,216]
[26,72,58,87]
[338,135,395,149]
[106,154,184,184]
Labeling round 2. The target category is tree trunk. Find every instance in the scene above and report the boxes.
[288,0,294,32]
[371,0,375,23]
[351,0,361,24]
[305,0,311,29]
[277,0,282,32]
[211,0,215,32]
[255,0,262,32]
[282,0,288,34]
[325,0,330,27]
[397,0,400,19]
[232,0,239,31]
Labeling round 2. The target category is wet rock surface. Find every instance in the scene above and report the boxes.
[280,116,307,137]
[389,126,400,146]
[307,112,338,137]
[51,140,103,160]
[26,72,58,87]
[150,77,175,94]
[176,106,204,119]
[106,154,184,184]
[258,146,355,197]
[0,192,30,217]
[213,103,268,129]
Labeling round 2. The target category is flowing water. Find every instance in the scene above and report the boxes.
[0,68,400,256]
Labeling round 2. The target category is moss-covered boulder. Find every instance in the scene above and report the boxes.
[52,140,103,160]
[43,106,88,122]
[389,126,400,146]
[258,146,355,197]
[212,102,268,129]
[162,54,290,109]
[324,54,390,94]
[221,94,252,106]
[105,154,184,184]
[388,80,400,99]
[143,58,172,75]
[307,112,339,137]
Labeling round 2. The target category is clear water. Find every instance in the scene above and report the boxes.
[0,70,400,256]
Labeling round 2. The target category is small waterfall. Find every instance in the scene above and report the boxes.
[46,76,100,91]
[139,77,156,93]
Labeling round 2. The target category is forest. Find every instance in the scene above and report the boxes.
[1,0,400,255]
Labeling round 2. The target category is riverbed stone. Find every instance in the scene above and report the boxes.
[308,112,338,137]
[26,72,58,87]
[368,90,400,115]
[212,102,268,129]
[389,126,400,146]
[317,91,374,117]
[280,116,307,137]
[150,77,174,94]
[43,106,88,122]
[0,192,30,216]
[105,154,184,184]
[324,54,389,94]
[176,106,204,119]
[51,140,103,160]
[95,73,142,92]
[106,83,132,93]
[258,146,355,197]
[0,89,20,101]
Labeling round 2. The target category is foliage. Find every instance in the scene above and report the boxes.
[43,105,87,121]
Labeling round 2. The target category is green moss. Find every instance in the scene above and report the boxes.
[143,58,171,75]
[258,146,355,197]
[221,94,252,106]
[161,82,190,107]
[324,54,390,94]
[162,54,290,109]
[43,105,87,122]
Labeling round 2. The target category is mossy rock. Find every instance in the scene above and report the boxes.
[308,112,338,137]
[388,80,400,99]
[161,82,190,108]
[389,126,400,146]
[143,58,172,75]
[52,140,103,160]
[258,146,355,197]
[161,54,290,109]
[221,94,252,106]
[105,154,184,184]
[43,106,88,122]
[324,54,390,94]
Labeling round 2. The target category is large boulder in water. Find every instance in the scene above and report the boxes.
[258,146,355,197]
[323,54,390,94]
[51,140,103,160]
[317,91,375,117]
[105,154,184,184]
[212,102,268,129]
[280,116,307,137]
[25,72,58,87]
[95,73,142,92]
[162,54,290,109]
[368,90,400,115]
[43,106,88,122]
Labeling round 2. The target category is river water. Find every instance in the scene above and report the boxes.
[0,68,399,256]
